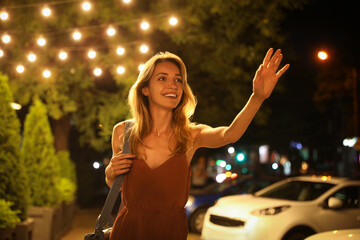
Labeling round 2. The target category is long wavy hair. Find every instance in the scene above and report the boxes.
[128,52,197,157]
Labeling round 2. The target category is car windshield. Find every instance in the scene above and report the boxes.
[257,180,335,201]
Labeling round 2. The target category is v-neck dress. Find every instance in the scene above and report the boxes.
[109,155,191,240]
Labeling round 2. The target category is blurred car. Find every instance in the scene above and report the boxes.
[201,175,360,240]
[305,228,360,240]
[185,176,281,234]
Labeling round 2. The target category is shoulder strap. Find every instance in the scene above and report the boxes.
[94,121,133,235]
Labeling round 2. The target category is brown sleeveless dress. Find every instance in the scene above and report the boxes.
[109,154,190,240]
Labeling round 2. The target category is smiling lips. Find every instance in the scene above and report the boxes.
[163,93,177,98]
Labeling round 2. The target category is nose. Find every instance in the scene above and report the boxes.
[168,78,178,90]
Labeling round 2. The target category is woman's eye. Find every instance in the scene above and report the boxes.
[176,78,182,83]
[158,77,166,81]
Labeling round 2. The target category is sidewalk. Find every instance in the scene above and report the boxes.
[61,207,201,240]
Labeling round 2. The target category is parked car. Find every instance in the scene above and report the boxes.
[305,228,360,240]
[185,176,281,234]
[202,175,360,240]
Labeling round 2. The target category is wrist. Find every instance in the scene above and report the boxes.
[250,93,265,104]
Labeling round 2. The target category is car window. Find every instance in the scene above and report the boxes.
[328,186,360,209]
[258,181,334,201]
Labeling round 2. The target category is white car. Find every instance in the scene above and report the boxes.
[305,228,360,240]
[201,176,360,240]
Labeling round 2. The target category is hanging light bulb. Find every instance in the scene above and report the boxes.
[0,49,4,57]
[140,21,150,30]
[87,49,96,59]
[106,26,116,36]
[42,7,51,17]
[37,37,46,46]
[123,0,131,4]
[16,65,25,73]
[58,51,68,60]
[138,64,145,72]
[0,11,9,21]
[2,34,11,44]
[139,44,149,53]
[116,47,125,55]
[82,1,92,11]
[27,53,37,62]
[72,31,82,41]
[43,69,51,78]
[117,66,125,74]
[169,17,178,26]
[93,67,102,76]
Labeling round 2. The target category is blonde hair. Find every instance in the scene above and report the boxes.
[128,52,197,157]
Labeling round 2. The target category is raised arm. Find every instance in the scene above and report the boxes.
[193,48,289,150]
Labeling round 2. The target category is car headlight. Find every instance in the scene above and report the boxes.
[185,195,195,208]
[250,205,290,216]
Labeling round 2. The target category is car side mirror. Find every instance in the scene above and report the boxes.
[328,197,343,209]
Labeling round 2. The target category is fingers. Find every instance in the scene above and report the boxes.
[263,48,273,66]
[109,153,136,176]
[276,64,290,78]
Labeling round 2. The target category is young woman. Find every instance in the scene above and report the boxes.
[106,49,289,239]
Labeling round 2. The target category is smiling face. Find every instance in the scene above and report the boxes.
[142,61,184,111]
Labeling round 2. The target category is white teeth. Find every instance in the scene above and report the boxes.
[164,93,177,97]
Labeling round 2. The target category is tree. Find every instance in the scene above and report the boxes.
[1,0,304,154]
[21,98,60,207]
[0,73,30,221]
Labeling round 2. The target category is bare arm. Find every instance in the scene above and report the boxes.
[105,121,135,187]
[193,48,290,150]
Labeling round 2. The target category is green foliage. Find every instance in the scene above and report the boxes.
[56,151,77,203]
[0,73,30,221]
[0,199,21,229]
[21,98,61,207]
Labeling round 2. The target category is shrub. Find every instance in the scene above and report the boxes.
[57,151,77,203]
[0,73,30,221]
[0,199,21,228]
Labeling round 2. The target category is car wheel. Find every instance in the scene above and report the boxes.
[189,208,208,234]
[283,229,315,240]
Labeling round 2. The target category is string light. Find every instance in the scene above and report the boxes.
[43,69,51,78]
[116,66,125,74]
[0,11,9,21]
[116,47,125,55]
[72,31,82,40]
[139,44,149,53]
[81,1,91,11]
[140,21,150,30]
[87,49,96,59]
[123,0,131,4]
[16,65,25,73]
[106,26,116,36]
[93,67,102,76]
[37,37,46,46]
[58,51,68,60]
[0,49,4,57]
[169,17,178,26]
[2,34,11,44]
[27,53,37,62]
[42,7,51,17]
[138,64,144,71]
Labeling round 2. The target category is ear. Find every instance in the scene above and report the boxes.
[142,87,149,96]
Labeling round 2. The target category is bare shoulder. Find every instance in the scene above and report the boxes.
[112,121,127,155]
[189,123,212,147]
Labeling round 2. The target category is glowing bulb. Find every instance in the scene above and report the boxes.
[93,162,100,169]
[140,21,150,30]
[88,50,96,59]
[106,26,116,36]
[0,11,9,21]
[117,66,125,74]
[139,44,149,53]
[82,1,91,11]
[93,68,102,76]
[43,69,51,78]
[37,37,46,46]
[10,102,22,110]
[138,64,145,72]
[169,17,178,26]
[42,7,51,17]
[0,49,4,57]
[318,51,328,60]
[123,0,131,3]
[16,65,25,73]
[228,147,235,154]
[116,47,125,55]
[2,34,11,44]
[58,51,68,60]
[72,31,82,40]
[27,53,37,62]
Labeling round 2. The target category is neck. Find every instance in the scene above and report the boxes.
[149,107,173,137]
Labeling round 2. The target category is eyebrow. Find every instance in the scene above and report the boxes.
[155,72,181,77]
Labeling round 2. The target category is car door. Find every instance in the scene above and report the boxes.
[317,186,360,230]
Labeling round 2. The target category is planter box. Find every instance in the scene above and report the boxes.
[52,205,62,240]
[15,218,34,240]
[27,206,55,240]
[0,227,15,240]
[61,201,75,235]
